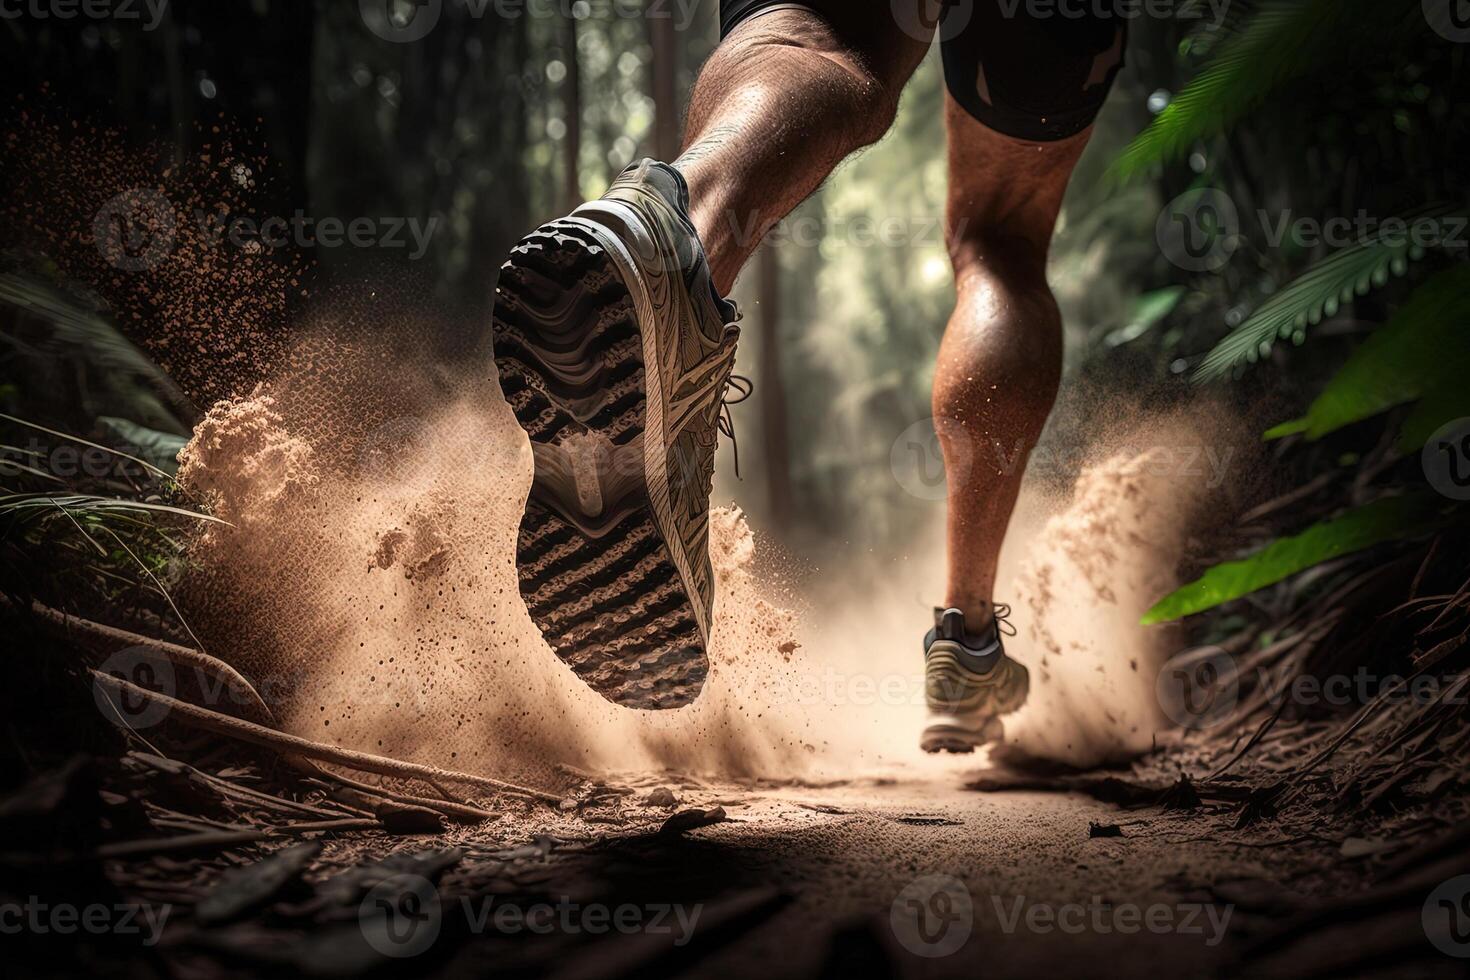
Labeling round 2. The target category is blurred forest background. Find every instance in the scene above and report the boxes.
[0,0,1166,565]
[1,0,1467,585]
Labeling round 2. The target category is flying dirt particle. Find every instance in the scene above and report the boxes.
[2,102,305,405]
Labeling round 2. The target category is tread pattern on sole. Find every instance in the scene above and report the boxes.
[492,220,707,710]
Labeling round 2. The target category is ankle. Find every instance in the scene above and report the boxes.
[681,189,746,294]
[945,600,996,635]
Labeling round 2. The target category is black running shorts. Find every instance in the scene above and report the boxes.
[719,1,1127,143]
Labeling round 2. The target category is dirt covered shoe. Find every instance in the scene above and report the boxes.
[492,159,740,710]
[920,605,1029,753]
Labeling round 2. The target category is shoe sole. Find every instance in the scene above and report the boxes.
[920,717,1004,755]
[492,218,707,711]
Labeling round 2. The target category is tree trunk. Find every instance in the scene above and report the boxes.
[649,13,680,161]
[563,15,582,209]
[757,243,794,530]
[178,0,316,216]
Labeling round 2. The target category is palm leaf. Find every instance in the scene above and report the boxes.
[0,274,165,384]
[1104,286,1187,348]
[0,272,195,431]
[1264,265,1470,444]
[1142,495,1449,624]
[1192,208,1455,382]
[0,412,176,484]
[1176,0,1264,58]
[97,417,189,476]
[1398,384,1470,455]
[1109,0,1417,183]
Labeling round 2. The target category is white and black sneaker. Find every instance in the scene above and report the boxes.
[920,605,1029,753]
[492,159,741,710]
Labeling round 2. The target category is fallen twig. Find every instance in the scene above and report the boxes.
[319,771,498,824]
[28,603,507,822]
[92,670,560,806]
[28,600,277,726]
[128,751,350,820]
[98,829,270,858]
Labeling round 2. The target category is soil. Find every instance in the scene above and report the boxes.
[108,760,1463,980]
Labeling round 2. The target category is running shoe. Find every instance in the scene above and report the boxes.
[491,159,740,710]
[920,605,1029,753]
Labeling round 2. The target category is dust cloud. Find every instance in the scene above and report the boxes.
[998,416,1230,767]
[176,329,830,785]
[786,406,1239,772]
[7,115,1238,782]
[176,328,1237,783]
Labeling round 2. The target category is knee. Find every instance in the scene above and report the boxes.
[846,68,903,146]
[945,225,1052,289]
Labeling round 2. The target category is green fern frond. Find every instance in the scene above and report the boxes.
[1109,0,1417,183]
[1177,0,1263,58]
[1193,208,1456,382]
[0,272,195,431]
[1263,265,1470,442]
[1141,495,1448,624]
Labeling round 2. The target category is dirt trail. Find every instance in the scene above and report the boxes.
[164,339,1338,976]
[683,779,1248,978]
[174,330,1237,790]
[331,767,1333,980]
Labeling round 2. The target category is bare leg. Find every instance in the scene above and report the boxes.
[674,5,933,293]
[934,94,1093,630]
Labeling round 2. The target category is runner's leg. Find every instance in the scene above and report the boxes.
[935,107,1092,629]
[676,4,934,292]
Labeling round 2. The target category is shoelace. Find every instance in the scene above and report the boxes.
[718,373,753,479]
[991,603,1017,638]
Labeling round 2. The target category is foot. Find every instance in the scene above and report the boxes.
[920,606,1029,754]
[492,159,740,710]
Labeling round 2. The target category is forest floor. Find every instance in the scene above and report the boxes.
[4,276,1468,978]
[10,733,1467,980]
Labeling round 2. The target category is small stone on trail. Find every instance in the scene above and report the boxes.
[644,787,678,808]
[659,806,726,835]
